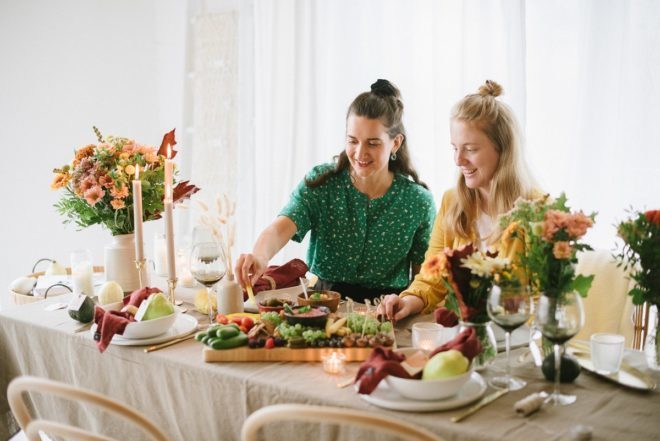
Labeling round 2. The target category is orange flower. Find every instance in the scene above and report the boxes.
[75,145,95,162]
[421,251,449,282]
[110,199,125,210]
[50,173,69,190]
[110,184,129,199]
[645,210,660,226]
[553,241,572,259]
[98,174,114,189]
[501,221,521,248]
[84,186,105,206]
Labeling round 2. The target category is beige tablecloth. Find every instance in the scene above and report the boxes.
[1,296,659,441]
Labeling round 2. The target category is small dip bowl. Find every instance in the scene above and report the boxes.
[297,290,341,313]
[284,305,330,328]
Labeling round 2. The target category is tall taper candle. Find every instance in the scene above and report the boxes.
[164,144,173,201]
[164,200,176,282]
[132,166,145,261]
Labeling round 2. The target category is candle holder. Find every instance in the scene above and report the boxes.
[167,277,178,305]
[322,352,346,375]
[134,258,147,288]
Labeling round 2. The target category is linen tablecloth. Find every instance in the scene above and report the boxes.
[1,296,659,441]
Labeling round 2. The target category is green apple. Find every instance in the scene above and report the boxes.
[136,292,175,321]
[422,350,469,380]
[97,281,124,305]
[45,260,67,276]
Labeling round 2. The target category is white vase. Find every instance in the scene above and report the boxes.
[216,275,244,315]
[104,233,149,293]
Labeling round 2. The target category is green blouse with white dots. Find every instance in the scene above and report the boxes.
[279,163,436,290]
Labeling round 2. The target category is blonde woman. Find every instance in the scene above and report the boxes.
[378,80,538,321]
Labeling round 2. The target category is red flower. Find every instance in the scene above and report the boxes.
[644,210,660,226]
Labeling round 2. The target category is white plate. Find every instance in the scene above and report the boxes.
[243,278,309,313]
[358,372,486,412]
[91,314,198,346]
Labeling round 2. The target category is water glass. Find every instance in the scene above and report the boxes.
[590,333,625,375]
[70,249,94,297]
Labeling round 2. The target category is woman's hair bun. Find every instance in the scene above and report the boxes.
[477,80,503,98]
[370,79,400,98]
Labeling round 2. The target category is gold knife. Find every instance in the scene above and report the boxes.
[451,389,508,423]
[144,334,196,353]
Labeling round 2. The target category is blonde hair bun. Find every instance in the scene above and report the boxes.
[478,80,503,98]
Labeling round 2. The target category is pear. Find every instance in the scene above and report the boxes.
[422,349,469,380]
[45,260,67,276]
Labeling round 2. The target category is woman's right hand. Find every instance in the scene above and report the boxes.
[235,253,269,289]
[377,294,424,323]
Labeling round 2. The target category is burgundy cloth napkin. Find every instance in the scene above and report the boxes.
[93,287,161,353]
[429,326,482,362]
[246,258,309,299]
[354,347,414,395]
[434,307,459,328]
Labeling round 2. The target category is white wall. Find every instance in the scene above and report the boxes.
[0,0,187,303]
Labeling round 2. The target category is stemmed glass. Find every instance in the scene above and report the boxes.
[535,291,584,406]
[487,284,532,390]
[190,241,226,324]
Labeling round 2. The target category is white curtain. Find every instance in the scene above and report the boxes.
[185,0,660,265]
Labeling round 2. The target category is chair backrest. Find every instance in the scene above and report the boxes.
[574,249,641,347]
[7,376,170,441]
[241,403,442,441]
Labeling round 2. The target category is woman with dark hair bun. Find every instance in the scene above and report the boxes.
[236,79,436,303]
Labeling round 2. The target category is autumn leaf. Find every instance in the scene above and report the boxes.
[157,128,178,159]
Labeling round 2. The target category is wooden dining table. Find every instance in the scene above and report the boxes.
[1,294,659,441]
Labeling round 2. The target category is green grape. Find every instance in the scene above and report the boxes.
[379,321,393,333]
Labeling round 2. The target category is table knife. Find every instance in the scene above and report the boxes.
[451,389,508,423]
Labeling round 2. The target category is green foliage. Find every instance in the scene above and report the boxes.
[615,209,660,305]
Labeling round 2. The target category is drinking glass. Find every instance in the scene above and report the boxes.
[535,291,585,405]
[70,249,94,297]
[190,241,226,323]
[487,284,532,390]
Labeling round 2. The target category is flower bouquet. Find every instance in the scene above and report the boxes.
[52,128,199,235]
[615,209,660,369]
[421,244,513,368]
[497,193,596,299]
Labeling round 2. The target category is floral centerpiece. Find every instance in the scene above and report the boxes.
[615,209,660,369]
[51,128,199,235]
[421,244,513,368]
[497,193,596,299]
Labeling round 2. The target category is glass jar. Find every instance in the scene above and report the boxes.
[458,320,498,370]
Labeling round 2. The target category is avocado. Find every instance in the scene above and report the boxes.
[542,352,581,383]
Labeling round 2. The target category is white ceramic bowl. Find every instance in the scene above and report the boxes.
[385,348,472,401]
[121,311,178,340]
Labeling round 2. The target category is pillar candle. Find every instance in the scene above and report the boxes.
[132,167,144,262]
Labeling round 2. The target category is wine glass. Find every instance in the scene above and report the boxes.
[535,291,585,406]
[190,241,226,323]
[487,284,532,390]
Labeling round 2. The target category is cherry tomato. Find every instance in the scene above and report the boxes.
[215,314,228,325]
[239,325,248,334]
[241,317,255,330]
[231,317,244,326]
[265,337,275,349]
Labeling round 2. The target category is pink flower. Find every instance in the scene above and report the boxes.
[79,176,97,194]
[542,210,568,241]
[553,241,572,259]
[110,184,129,199]
[566,212,593,238]
[110,198,125,210]
[84,186,105,206]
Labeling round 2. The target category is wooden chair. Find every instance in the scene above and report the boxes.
[7,376,170,441]
[574,249,650,349]
[241,403,442,441]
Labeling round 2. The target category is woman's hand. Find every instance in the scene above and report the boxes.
[235,253,269,289]
[377,294,424,323]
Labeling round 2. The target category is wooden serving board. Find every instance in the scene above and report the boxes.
[203,346,375,362]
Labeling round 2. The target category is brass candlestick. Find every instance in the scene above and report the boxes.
[167,277,178,305]
[134,259,147,288]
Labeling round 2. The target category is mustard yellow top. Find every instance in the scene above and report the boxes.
[400,188,527,313]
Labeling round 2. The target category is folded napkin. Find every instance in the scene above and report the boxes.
[93,287,160,352]
[246,258,309,299]
[354,347,415,395]
[429,326,482,362]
